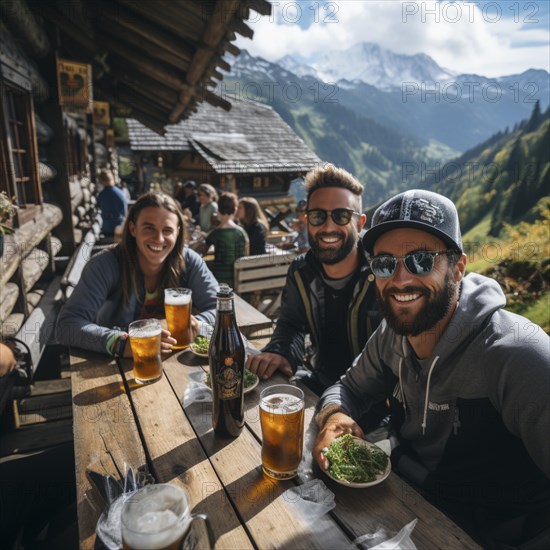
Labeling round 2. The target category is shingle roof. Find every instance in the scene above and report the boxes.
[127,99,322,174]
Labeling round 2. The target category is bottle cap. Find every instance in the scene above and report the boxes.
[217,283,233,298]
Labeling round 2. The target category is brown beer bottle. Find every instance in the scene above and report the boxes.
[210,284,245,437]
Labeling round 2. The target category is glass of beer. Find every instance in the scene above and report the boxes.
[128,319,162,384]
[164,288,192,350]
[260,384,305,480]
[121,484,215,550]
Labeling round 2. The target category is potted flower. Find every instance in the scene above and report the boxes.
[0,191,17,258]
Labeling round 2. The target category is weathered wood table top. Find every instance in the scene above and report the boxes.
[71,325,480,549]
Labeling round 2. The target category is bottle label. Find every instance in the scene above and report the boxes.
[215,357,242,399]
[217,299,233,312]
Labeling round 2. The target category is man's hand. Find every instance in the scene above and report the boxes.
[190,316,202,341]
[246,352,293,380]
[0,342,17,377]
[313,412,364,471]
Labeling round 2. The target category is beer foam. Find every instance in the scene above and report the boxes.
[260,393,303,415]
[123,497,188,549]
[129,326,161,338]
[164,293,191,306]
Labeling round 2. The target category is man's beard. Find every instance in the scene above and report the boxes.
[376,273,457,336]
[309,228,357,265]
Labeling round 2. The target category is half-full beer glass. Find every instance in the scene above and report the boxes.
[164,288,192,350]
[260,384,305,480]
[121,484,215,550]
[128,319,162,384]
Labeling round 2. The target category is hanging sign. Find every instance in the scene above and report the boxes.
[56,56,92,112]
[93,101,110,127]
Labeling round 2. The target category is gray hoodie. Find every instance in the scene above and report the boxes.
[319,273,549,513]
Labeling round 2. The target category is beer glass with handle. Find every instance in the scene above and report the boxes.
[128,319,163,384]
[164,288,192,350]
[260,384,305,480]
[121,484,215,550]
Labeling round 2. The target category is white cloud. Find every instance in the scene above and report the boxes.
[237,1,550,77]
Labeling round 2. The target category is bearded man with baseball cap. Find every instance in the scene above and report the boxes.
[314,190,550,548]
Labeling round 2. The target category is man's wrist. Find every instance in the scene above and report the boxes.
[315,403,348,430]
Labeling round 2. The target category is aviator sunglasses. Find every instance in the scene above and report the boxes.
[368,250,453,278]
[307,208,361,226]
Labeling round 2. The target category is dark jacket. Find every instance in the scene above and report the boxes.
[263,241,380,390]
[319,273,550,529]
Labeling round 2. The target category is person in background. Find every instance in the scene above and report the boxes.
[276,199,310,254]
[56,192,218,356]
[203,192,249,288]
[197,184,218,233]
[97,168,128,239]
[314,189,550,549]
[176,180,200,223]
[246,164,380,394]
[236,196,269,255]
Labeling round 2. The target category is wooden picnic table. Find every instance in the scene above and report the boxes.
[70,316,480,549]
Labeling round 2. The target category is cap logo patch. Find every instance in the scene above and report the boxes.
[404,197,445,227]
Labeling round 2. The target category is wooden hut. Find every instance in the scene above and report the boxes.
[126,98,322,199]
[0,0,271,411]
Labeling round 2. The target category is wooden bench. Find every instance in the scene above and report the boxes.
[233,250,296,318]
[60,222,102,301]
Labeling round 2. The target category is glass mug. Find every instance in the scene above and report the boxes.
[260,384,305,480]
[128,319,163,384]
[164,288,192,350]
[121,484,215,550]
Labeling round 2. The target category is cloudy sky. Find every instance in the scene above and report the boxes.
[236,0,550,77]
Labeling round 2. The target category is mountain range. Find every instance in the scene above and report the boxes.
[219,42,549,211]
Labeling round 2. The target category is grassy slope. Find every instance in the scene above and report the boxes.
[462,205,549,333]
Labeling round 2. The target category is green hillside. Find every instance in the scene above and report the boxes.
[430,103,550,332]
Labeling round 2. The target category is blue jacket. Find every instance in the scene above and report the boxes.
[98,186,128,235]
[56,247,217,354]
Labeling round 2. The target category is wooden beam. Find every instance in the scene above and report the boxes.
[96,27,186,71]
[37,3,97,56]
[229,15,254,39]
[1,0,50,57]
[99,90,167,136]
[116,0,203,42]
[103,59,179,106]
[98,35,185,91]
[90,0,195,64]
[241,0,272,17]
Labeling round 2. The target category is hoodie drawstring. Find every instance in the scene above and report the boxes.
[421,356,440,435]
[398,357,408,416]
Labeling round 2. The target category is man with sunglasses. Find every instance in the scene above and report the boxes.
[314,189,549,548]
[247,164,380,394]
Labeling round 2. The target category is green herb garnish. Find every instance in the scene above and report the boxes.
[325,434,388,483]
[193,336,210,354]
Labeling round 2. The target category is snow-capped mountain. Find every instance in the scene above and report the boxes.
[310,42,455,90]
[276,55,319,79]
[224,46,549,152]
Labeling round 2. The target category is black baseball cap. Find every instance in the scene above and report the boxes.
[183,180,196,189]
[363,190,463,254]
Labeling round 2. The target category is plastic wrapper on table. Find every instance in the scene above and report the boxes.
[88,465,153,549]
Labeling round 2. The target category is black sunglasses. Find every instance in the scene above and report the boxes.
[368,250,451,278]
[307,208,360,227]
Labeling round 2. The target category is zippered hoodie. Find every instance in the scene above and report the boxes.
[319,273,550,515]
